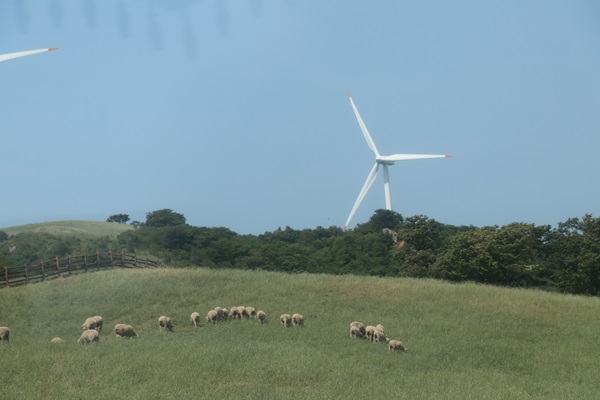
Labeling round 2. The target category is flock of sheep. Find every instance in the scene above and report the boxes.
[1,309,407,353]
[349,321,408,352]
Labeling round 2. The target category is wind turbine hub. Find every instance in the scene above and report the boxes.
[375,157,395,165]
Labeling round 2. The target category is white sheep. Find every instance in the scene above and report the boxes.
[214,307,224,320]
[292,313,304,327]
[82,316,102,331]
[365,325,376,341]
[190,312,201,328]
[350,321,366,337]
[206,310,219,324]
[230,307,240,320]
[78,329,99,345]
[373,329,388,343]
[0,326,9,343]
[50,337,64,344]
[350,325,364,339]
[158,316,173,332]
[114,324,138,338]
[280,314,292,327]
[222,308,230,320]
[93,316,103,332]
[256,310,267,324]
[237,306,247,319]
[245,307,257,319]
[387,339,408,352]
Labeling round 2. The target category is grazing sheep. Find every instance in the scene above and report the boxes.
[365,325,376,341]
[376,324,385,334]
[82,316,102,331]
[78,329,99,345]
[291,313,304,327]
[115,324,138,338]
[230,307,240,320]
[256,310,267,324]
[350,322,366,336]
[206,310,219,325]
[222,308,230,320]
[245,307,257,319]
[190,312,201,328]
[236,306,246,319]
[350,325,364,339]
[280,314,292,327]
[158,316,173,332]
[0,327,10,343]
[50,337,64,344]
[93,316,103,332]
[214,307,224,321]
[373,329,388,343]
[387,339,408,352]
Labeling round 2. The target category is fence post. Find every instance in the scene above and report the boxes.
[84,255,88,272]
[41,261,45,281]
[109,251,114,268]
[24,264,29,283]
[145,256,149,268]
[121,252,125,268]
[67,256,72,275]
[4,267,8,287]
[133,255,137,268]
[56,257,61,276]
[96,252,100,271]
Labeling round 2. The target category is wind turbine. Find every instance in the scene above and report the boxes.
[0,48,58,63]
[344,92,452,231]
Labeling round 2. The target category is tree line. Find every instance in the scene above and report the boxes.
[1,209,599,296]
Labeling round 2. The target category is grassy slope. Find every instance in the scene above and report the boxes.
[1,268,599,399]
[0,220,133,237]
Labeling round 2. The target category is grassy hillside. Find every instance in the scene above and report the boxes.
[1,268,599,399]
[0,220,133,237]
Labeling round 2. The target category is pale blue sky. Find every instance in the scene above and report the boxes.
[1,1,599,234]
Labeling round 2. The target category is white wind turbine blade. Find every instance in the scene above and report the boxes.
[344,163,379,231]
[0,48,58,63]
[379,154,453,162]
[348,91,380,157]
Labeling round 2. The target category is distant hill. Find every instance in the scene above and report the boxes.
[0,220,134,237]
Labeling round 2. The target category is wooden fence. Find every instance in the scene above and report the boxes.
[1,252,163,289]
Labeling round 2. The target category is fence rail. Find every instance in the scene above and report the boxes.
[1,252,163,289]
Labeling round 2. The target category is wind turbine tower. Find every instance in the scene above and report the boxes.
[344,92,452,231]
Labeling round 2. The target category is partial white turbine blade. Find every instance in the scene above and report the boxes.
[344,163,379,231]
[348,92,380,157]
[379,154,453,162]
[0,48,58,63]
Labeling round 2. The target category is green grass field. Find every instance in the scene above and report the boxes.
[1,268,599,399]
[1,220,133,237]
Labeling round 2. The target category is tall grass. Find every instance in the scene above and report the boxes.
[1,268,599,399]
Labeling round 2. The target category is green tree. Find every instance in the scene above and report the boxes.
[548,214,600,295]
[145,209,186,227]
[106,214,130,224]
